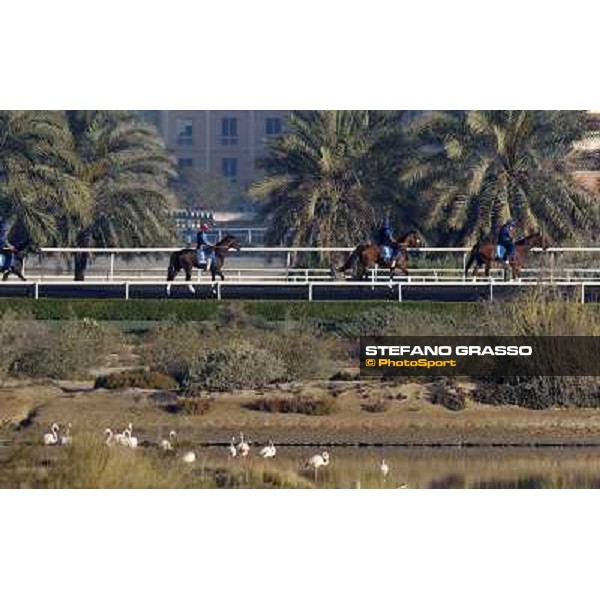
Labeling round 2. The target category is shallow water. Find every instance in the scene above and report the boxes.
[4,442,600,488]
[195,446,600,489]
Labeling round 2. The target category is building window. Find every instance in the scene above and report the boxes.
[265,117,282,135]
[178,158,194,169]
[176,119,194,145]
[220,117,239,145]
[221,157,238,180]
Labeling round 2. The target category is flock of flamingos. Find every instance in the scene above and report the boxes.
[41,422,403,484]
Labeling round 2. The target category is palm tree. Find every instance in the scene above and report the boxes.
[0,111,91,246]
[251,110,409,250]
[65,111,177,279]
[404,110,599,244]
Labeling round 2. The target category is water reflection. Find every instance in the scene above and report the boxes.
[197,446,600,489]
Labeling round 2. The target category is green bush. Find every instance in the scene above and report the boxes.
[0,299,220,321]
[184,340,286,392]
[94,369,177,390]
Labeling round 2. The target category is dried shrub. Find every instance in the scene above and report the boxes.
[246,395,337,416]
[139,321,210,383]
[427,379,467,412]
[361,400,390,413]
[184,340,286,392]
[94,369,177,391]
[473,376,600,409]
[261,326,331,381]
[163,396,214,416]
[330,371,360,382]
[12,319,123,379]
[0,310,49,379]
[325,306,463,339]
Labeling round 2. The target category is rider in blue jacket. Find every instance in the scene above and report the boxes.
[498,219,516,262]
[196,223,214,268]
[377,216,398,263]
[0,217,7,249]
[378,216,394,247]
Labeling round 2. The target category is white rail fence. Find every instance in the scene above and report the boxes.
[1,280,595,304]
[18,246,600,284]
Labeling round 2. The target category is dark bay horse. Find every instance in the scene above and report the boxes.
[337,231,423,281]
[464,232,549,281]
[0,242,38,281]
[166,234,241,295]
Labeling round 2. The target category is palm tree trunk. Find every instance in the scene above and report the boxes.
[74,231,92,281]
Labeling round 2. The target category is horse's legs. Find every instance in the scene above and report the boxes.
[2,271,9,282]
[185,267,196,295]
[14,268,26,282]
[166,267,180,296]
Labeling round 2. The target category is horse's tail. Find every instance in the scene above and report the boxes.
[464,242,479,277]
[338,247,360,272]
[167,252,178,281]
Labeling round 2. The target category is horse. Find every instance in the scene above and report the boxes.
[337,231,423,281]
[166,234,241,295]
[0,241,38,282]
[464,232,549,281]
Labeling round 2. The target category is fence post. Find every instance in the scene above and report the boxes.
[489,281,494,302]
[581,282,586,305]
[109,253,115,281]
[124,282,130,300]
[308,283,313,302]
[398,283,402,303]
[462,252,467,281]
[248,229,253,245]
[550,251,555,283]
[34,281,39,300]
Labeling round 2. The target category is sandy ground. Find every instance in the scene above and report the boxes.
[3,378,600,446]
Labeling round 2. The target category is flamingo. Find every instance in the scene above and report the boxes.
[306,451,330,481]
[228,437,237,459]
[259,440,277,459]
[60,423,73,446]
[124,429,138,449]
[104,428,115,447]
[115,423,134,447]
[237,432,250,458]
[160,430,177,452]
[380,459,390,478]
[182,451,196,464]
[43,423,60,446]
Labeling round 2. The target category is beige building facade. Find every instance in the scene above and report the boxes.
[143,110,290,189]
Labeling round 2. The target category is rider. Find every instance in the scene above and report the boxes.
[196,222,215,270]
[498,219,517,263]
[377,216,399,266]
